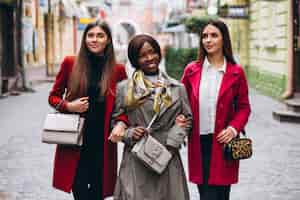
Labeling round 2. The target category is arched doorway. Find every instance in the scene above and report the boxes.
[113,20,140,77]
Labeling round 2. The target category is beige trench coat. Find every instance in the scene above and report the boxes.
[112,73,192,200]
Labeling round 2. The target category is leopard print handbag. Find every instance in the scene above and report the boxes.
[223,96,253,160]
[223,131,253,160]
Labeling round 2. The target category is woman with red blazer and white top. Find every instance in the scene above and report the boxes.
[180,20,251,200]
[48,21,127,200]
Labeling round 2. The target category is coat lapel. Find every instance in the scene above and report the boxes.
[104,80,117,140]
[158,88,180,118]
[217,62,239,102]
[157,73,181,118]
[185,62,203,101]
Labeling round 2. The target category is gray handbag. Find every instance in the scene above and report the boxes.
[132,134,172,174]
[42,113,84,146]
[131,113,172,174]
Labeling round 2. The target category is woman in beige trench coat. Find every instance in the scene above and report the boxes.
[109,34,192,200]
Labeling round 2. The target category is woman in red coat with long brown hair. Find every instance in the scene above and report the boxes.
[180,20,251,200]
[48,20,127,200]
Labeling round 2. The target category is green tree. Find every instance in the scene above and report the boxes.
[183,15,218,34]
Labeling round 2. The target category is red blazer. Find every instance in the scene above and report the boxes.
[181,60,251,185]
[48,56,127,197]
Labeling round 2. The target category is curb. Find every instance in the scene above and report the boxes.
[25,64,58,87]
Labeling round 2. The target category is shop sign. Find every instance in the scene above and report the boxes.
[219,5,249,19]
[78,18,96,30]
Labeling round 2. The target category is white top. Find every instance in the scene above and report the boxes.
[144,74,159,84]
[199,57,226,135]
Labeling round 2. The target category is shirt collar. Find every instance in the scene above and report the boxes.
[203,57,227,73]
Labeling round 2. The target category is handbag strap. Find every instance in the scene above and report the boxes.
[240,130,247,137]
[233,96,247,137]
[146,113,159,132]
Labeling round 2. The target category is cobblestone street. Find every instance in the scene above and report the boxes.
[1,83,300,200]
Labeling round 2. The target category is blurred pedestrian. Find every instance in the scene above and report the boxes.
[109,34,192,200]
[48,20,128,200]
[181,19,251,200]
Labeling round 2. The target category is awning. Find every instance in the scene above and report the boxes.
[161,24,186,33]
[62,0,77,17]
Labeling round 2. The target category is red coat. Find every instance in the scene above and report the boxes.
[48,56,127,197]
[181,60,251,185]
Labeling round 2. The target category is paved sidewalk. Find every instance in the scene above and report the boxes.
[0,83,300,200]
[25,65,59,88]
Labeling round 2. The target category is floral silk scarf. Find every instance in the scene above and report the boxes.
[125,70,172,113]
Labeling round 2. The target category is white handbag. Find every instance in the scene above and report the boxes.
[42,113,85,146]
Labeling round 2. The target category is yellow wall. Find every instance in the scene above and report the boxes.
[221,0,249,67]
[221,0,289,75]
[53,5,76,63]
[36,8,46,65]
[24,2,76,67]
[248,0,289,74]
[224,18,249,66]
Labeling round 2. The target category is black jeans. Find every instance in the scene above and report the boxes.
[197,184,231,200]
[197,134,231,200]
[72,146,103,200]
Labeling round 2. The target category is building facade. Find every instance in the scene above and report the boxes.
[221,0,298,99]
[24,0,78,72]
[248,0,290,98]
[0,0,21,94]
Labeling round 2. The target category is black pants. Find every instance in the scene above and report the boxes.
[72,146,103,200]
[197,134,231,200]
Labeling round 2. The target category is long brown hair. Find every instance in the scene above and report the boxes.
[67,20,116,100]
[198,19,236,65]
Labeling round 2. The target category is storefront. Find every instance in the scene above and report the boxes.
[272,0,300,122]
[0,1,17,94]
[294,0,300,92]
[0,6,2,95]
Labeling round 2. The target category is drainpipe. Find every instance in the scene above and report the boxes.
[45,0,54,76]
[282,0,294,99]
[17,0,29,91]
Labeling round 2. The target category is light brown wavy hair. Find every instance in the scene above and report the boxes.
[67,20,116,100]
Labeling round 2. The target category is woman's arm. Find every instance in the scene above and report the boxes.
[48,56,89,113]
[110,82,144,146]
[48,57,72,112]
[112,64,129,124]
[228,68,251,133]
[166,85,193,149]
[217,68,251,144]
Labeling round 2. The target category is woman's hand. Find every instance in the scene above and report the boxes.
[108,122,127,143]
[132,126,148,140]
[175,114,190,128]
[216,127,235,144]
[66,97,89,113]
